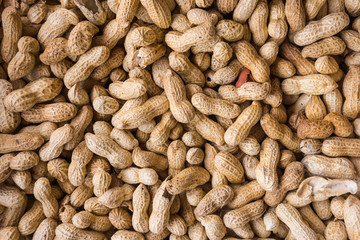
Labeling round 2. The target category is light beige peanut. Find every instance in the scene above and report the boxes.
[118,167,158,186]
[11,170,31,190]
[33,218,57,240]
[265,78,283,108]
[268,0,287,43]
[93,96,120,115]
[343,66,360,119]
[280,43,317,76]
[278,149,296,169]
[1,7,22,63]
[191,53,211,72]
[250,217,271,238]
[34,177,59,219]
[211,41,233,71]
[129,67,162,96]
[109,78,147,101]
[109,207,132,230]
[325,220,347,240]
[166,166,210,195]
[18,200,45,235]
[194,185,233,220]
[85,133,132,169]
[305,95,327,120]
[233,0,259,23]
[213,151,244,184]
[223,200,267,228]
[293,12,350,46]
[285,0,306,32]
[256,137,280,191]
[164,215,186,237]
[260,113,301,152]
[171,14,191,32]
[186,187,206,207]
[212,59,243,85]
[55,223,106,240]
[165,22,216,53]
[0,227,20,240]
[224,101,262,146]
[64,105,93,150]
[323,89,343,114]
[68,83,90,106]
[201,214,226,240]
[4,77,62,112]
[187,8,218,25]
[37,9,79,48]
[341,29,360,52]
[298,205,326,234]
[275,203,317,240]
[301,36,346,58]
[216,20,244,42]
[185,147,204,165]
[297,176,358,202]
[188,221,207,240]
[305,0,327,20]
[40,21,99,65]
[239,137,260,156]
[98,184,135,209]
[302,155,355,179]
[140,0,171,28]
[112,95,169,129]
[48,158,69,182]
[322,137,360,157]
[259,41,279,65]
[149,179,175,234]
[169,51,205,86]
[270,57,296,78]
[0,80,21,134]
[218,81,271,103]
[284,190,312,207]
[63,46,110,89]
[344,195,360,240]
[228,180,265,209]
[7,36,39,81]
[192,93,240,119]
[315,55,339,74]
[148,111,177,145]
[281,74,338,95]
[0,132,44,154]
[133,147,168,171]
[163,69,195,123]
[21,102,78,123]
[312,200,332,220]
[297,119,334,139]
[131,184,150,233]
[39,124,74,161]
[72,211,110,232]
[248,0,268,46]
[232,40,270,83]
[91,168,111,196]
[167,140,186,177]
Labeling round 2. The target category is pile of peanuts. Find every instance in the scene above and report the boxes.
[2,0,360,239]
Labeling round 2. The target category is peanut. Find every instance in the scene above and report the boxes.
[4,77,63,112]
[256,137,280,191]
[293,12,350,46]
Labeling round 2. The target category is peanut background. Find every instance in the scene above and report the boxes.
[0,0,360,239]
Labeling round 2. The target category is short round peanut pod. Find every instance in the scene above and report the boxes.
[93,96,120,114]
[315,56,339,74]
[186,148,204,165]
